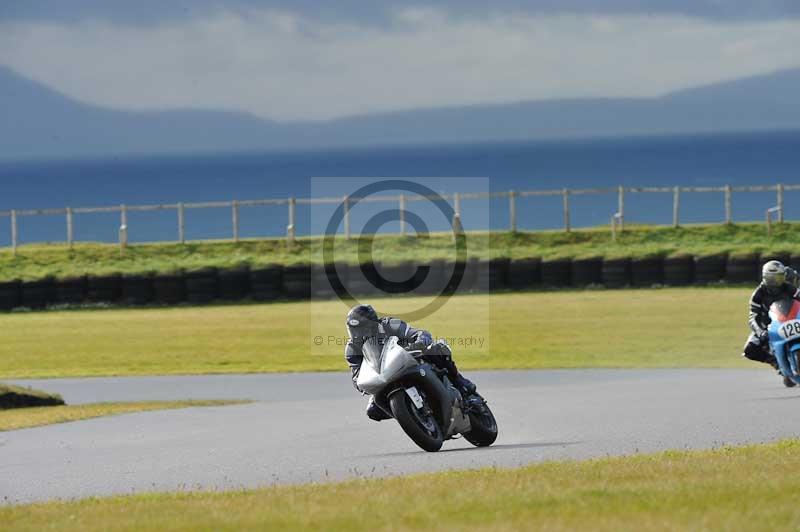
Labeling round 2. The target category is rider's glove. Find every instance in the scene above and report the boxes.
[407,341,429,355]
[758,329,769,344]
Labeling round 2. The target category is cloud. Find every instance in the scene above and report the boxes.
[0,8,799,121]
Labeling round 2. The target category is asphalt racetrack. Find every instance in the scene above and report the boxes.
[3,369,799,504]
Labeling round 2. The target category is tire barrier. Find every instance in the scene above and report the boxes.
[249,265,282,301]
[185,267,218,303]
[218,266,250,301]
[21,277,56,309]
[570,258,602,287]
[541,259,571,287]
[4,251,795,312]
[664,255,694,286]
[121,273,153,305]
[507,258,541,289]
[458,258,481,292]
[726,254,760,284]
[282,264,311,300]
[310,265,336,300]
[477,258,509,291]
[0,280,20,311]
[152,272,186,304]
[87,274,121,303]
[417,259,448,295]
[694,254,727,284]
[602,258,631,288]
[378,261,417,294]
[631,257,664,287]
[55,276,87,305]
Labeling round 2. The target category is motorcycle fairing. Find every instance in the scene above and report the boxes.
[769,298,800,385]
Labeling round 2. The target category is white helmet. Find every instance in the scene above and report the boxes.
[762,260,786,291]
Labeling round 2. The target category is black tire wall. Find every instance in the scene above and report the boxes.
[21,277,55,309]
[541,259,571,287]
[185,268,218,303]
[631,257,664,287]
[121,274,153,305]
[87,274,121,302]
[55,276,87,305]
[571,258,602,287]
[694,254,727,284]
[664,255,694,286]
[218,266,251,301]
[507,258,541,289]
[726,254,760,284]
[0,280,20,310]
[152,272,186,304]
[602,258,630,288]
[250,265,282,301]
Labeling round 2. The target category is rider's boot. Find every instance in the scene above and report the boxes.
[743,343,776,368]
[783,375,797,388]
[365,396,391,421]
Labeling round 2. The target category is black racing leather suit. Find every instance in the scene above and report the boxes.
[744,268,800,363]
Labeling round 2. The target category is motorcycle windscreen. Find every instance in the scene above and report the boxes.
[361,338,384,371]
[356,338,386,394]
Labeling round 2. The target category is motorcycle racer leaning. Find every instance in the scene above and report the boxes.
[743,261,800,374]
[345,304,476,421]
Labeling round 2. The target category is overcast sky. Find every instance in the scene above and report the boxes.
[1,1,799,121]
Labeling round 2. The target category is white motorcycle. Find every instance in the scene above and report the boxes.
[357,336,498,452]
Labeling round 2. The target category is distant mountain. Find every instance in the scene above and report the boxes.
[2,66,800,161]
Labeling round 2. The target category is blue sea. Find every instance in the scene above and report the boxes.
[1,130,799,245]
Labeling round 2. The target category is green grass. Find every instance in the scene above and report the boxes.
[1,223,799,281]
[0,287,752,379]
[0,400,247,431]
[5,439,800,531]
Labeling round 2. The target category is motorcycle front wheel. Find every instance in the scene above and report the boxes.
[389,389,444,452]
[463,396,498,447]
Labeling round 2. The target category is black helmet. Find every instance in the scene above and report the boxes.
[762,260,787,294]
[346,304,379,343]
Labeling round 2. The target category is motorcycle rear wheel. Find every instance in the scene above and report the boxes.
[389,390,444,452]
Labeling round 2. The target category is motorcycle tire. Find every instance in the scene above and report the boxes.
[463,396,498,447]
[389,390,444,452]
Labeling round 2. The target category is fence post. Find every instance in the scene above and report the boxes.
[399,194,406,236]
[778,183,784,223]
[724,184,732,225]
[66,207,74,248]
[343,195,351,239]
[672,187,680,228]
[562,188,571,233]
[509,190,517,232]
[451,192,464,239]
[232,200,240,242]
[119,204,128,255]
[10,209,17,256]
[287,197,296,242]
[617,185,625,231]
[177,202,185,244]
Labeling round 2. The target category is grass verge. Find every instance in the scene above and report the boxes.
[0,287,752,378]
[0,383,64,408]
[1,223,799,281]
[4,439,800,531]
[0,400,248,431]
